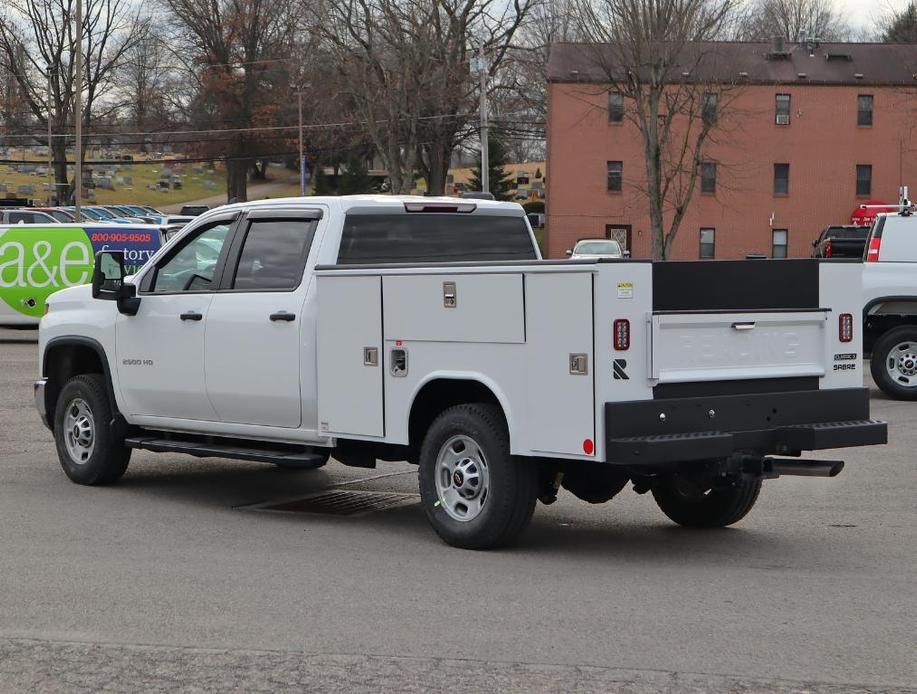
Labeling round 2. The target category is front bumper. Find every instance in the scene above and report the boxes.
[33,378,50,429]
[605,387,887,465]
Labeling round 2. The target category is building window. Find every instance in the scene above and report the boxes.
[775,94,791,125]
[774,163,790,195]
[703,92,718,125]
[700,162,717,193]
[772,229,788,258]
[608,92,624,123]
[857,95,873,126]
[699,228,715,258]
[856,164,872,196]
[607,161,623,192]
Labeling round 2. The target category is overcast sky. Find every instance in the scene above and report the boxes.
[836,0,907,35]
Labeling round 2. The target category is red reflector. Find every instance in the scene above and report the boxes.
[613,319,630,350]
[866,237,881,262]
[583,438,594,455]
[824,239,832,258]
[839,313,853,343]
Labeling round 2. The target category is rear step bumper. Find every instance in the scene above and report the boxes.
[605,387,887,465]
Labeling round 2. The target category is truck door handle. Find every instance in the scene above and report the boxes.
[180,311,203,321]
[270,311,296,322]
[732,321,756,331]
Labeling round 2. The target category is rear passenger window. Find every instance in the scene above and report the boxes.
[337,214,536,264]
[232,219,316,290]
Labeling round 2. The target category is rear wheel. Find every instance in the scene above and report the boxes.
[871,326,917,400]
[53,374,130,486]
[418,403,538,549]
[652,473,761,528]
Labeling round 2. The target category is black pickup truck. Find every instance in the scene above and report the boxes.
[812,225,869,258]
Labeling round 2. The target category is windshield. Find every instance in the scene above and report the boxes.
[574,240,621,255]
[825,226,868,240]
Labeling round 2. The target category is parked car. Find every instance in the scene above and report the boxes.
[180,204,210,216]
[812,225,869,258]
[34,196,885,549]
[31,207,76,223]
[0,209,57,224]
[565,239,625,259]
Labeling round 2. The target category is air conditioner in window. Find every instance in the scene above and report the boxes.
[776,114,790,125]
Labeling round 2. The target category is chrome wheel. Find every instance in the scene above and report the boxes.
[435,434,489,522]
[63,398,95,464]
[886,342,917,387]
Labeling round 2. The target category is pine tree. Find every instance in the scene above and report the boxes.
[884,2,917,42]
[468,131,515,201]
[339,151,374,194]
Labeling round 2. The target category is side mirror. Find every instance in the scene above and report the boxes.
[623,250,631,258]
[92,250,125,300]
[565,249,573,256]
[92,251,141,315]
[812,239,818,247]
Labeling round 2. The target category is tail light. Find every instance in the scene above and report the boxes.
[839,313,853,343]
[865,236,881,262]
[824,238,832,258]
[613,319,630,350]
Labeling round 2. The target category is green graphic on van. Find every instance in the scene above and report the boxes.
[0,227,93,317]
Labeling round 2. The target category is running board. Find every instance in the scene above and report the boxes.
[124,436,329,466]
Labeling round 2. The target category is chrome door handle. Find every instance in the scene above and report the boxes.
[180,311,203,321]
[270,311,296,322]
[732,321,756,331]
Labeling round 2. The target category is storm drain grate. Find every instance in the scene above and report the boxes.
[248,489,420,517]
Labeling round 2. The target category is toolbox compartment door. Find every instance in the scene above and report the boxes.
[650,310,828,384]
[383,273,524,344]
[525,272,595,456]
[317,275,384,437]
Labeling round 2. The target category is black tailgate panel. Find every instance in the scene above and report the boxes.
[652,259,820,312]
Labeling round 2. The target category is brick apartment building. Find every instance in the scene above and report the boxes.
[545,41,917,259]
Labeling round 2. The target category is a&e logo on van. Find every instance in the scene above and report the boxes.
[0,227,94,317]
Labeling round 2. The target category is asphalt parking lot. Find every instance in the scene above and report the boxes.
[0,328,914,693]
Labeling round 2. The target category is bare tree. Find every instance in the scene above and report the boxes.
[0,0,141,202]
[163,0,300,201]
[318,0,532,196]
[574,0,741,259]
[737,0,850,41]
[119,23,173,151]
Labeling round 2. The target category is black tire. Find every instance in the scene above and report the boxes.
[418,403,538,549]
[870,326,917,400]
[652,474,761,528]
[53,374,130,486]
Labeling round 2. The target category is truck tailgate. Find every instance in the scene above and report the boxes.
[651,310,828,383]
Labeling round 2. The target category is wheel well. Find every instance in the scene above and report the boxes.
[44,342,109,429]
[408,379,505,452]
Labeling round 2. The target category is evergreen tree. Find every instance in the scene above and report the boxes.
[468,131,515,201]
[339,151,374,194]
[884,2,917,42]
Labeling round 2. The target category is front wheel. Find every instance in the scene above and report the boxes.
[870,327,917,400]
[652,473,761,528]
[418,404,538,549]
[53,374,131,486]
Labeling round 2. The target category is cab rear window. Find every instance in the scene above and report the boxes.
[337,214,536,264]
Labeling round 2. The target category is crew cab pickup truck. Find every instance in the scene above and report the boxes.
[35,196,886,548]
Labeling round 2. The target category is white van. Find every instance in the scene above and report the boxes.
[0,223,165,326]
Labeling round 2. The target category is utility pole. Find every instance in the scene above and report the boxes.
[475,48,489,194]
[46,66,54,206]
[74,0,83,217]
[298,91,306,196]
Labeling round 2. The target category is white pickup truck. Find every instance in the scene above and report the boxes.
[35,196,886,548]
